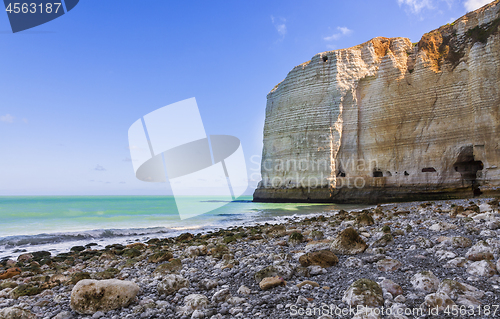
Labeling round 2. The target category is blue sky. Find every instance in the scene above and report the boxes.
[0,0,493,195]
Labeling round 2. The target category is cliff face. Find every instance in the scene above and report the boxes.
[254,1,500,203]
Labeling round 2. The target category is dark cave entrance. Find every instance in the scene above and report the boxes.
[373,170,383,177]
[453,146,483,196]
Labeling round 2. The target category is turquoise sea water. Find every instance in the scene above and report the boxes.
[0,196,367,259]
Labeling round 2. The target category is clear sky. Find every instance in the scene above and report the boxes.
[0,0,493,195]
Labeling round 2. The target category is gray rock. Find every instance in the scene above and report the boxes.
[92,311,104,319]
[420,292,455,311]
[157,275,190,296]
[371,234,394,248]
[465,241,494,261]
[0,307,35,319]
[415,237,433,249]
[379,279,403,297]
[437,279,484,300]
[344,257,363,268]
[177,294,208,316]
[211,289,231,303]
[199,279,218,290]
[330,228,368,255]
[53,311,72,319]
[254,261,294,283]
[376,258,402,272]
[308,265,326,275]
[342,279,383,307]
[466,260,498,277]
[410,271,439,293]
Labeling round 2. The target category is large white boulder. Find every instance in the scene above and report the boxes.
[70,279,140,314]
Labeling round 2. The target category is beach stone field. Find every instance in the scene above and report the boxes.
[1,198,500,319]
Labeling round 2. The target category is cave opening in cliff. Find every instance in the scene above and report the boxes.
[453,146,483,196]
[322,55,328,62]
[373,170,383,177]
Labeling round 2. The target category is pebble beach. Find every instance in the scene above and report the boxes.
[1,197,500,319]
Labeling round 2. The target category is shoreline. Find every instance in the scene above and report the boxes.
[0,200,366,261]
[1,197,500,318]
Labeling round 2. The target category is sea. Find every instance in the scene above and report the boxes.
[0,196,368,260]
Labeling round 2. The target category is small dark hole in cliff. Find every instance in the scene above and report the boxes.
[373,171,383,178]
[322,56,328,62]
[337,170,346,177]
[422,167,437,172]
[474,187,482,196]
[404,171,409,176]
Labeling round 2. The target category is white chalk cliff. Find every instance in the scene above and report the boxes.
[254,1,500,203]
